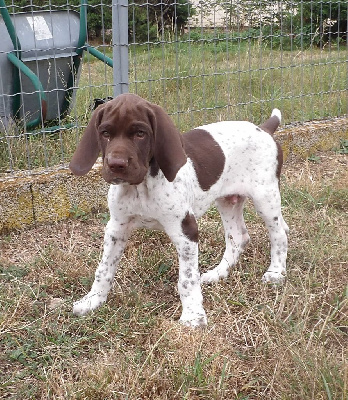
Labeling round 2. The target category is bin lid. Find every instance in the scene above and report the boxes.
[8,10,81,61]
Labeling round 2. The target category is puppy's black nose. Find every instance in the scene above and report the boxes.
[107,156,129,172]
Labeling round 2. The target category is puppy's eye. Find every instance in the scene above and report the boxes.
[101,131,110,139]
[135,131,146,139]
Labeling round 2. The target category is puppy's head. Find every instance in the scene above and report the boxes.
[69,94,187,185]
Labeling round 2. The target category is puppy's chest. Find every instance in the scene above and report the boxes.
[108,168,208,224]
[108,181,181,223]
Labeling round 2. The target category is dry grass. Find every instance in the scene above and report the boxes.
[1,149,347,399]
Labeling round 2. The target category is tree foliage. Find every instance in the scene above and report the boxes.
[129,0,193,42]
[266,1,348,48]
[300,0,347,44]
[5,1,347,47]
[6,0,112,39]
[5,0,192,42]
[202,1,347,48]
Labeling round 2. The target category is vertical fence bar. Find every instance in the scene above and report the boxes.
[112,0,128,96]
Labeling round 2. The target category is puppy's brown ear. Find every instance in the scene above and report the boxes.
[150,103,187,182]
[69,106,104,176]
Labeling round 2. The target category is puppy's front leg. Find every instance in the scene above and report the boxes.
[73,217,133,316]
[166,212,207,327]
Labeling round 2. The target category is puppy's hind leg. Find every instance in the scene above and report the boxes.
[251,187,288,284]
[201,195,250,284]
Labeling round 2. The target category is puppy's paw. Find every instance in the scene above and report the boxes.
[200,270,219,284]
[201,266,228,285]
[73,292,107,316]
[262,270,286,285]
[179,310,207,328]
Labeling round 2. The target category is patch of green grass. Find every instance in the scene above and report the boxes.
[177,351,221,398]
[308,154,321,163]
[69,205,89,221]
[1,36,348,173]
[336,138,348,154]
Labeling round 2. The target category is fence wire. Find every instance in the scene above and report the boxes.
[0,0,347,175]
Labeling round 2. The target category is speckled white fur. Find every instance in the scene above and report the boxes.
[73,115,289,327]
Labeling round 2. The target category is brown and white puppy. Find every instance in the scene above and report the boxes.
[70,93,289,327]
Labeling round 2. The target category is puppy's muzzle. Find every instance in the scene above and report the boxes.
[107,155,129,172]
[104,154,131,184]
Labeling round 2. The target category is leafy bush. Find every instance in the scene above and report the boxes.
[129,0,193,43]
[6,0,193,43]
[259,1,347,50]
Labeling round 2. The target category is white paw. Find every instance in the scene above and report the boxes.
[73,292,107,316]
[201,266,228,285]
[179,310,207,328]
[262,270,286,285]
[200,270,219,284]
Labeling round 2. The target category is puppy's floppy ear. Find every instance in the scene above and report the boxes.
[149,103,187,182]
[69,106,104,176]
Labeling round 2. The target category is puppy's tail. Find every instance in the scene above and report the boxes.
[259,108,281,135]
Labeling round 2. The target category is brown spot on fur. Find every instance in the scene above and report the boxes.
[183,129,225,191]
[181,212,198,242]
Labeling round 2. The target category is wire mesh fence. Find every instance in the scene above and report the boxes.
[0,0,347,175]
